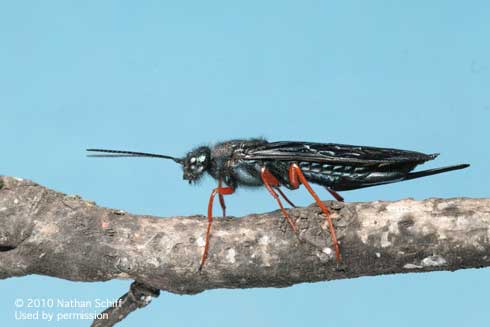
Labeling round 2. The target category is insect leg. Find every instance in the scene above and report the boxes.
[289,163,341,262]
[260,167,297,232]
[325,187,344,202]
[199,186,235,271]
[218,178,227,217]
[274,187,296,208]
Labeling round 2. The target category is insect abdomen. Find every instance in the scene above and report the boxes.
[299,162,368,177]
[299,161,410,191]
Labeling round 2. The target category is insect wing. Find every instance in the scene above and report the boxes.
[241,141,435,165]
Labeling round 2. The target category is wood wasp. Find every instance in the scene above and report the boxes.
[87,139,469,270]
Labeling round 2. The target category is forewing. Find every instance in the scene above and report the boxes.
[241,141,435,165]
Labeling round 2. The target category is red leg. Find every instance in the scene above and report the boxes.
[326,187,344,202]
[274,187,296,208]
[218,178,227,217]
[289,163,341,262]
[199,185,234,271]
[260,168,297,232]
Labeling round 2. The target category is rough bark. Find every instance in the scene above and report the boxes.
[1,175,489,324]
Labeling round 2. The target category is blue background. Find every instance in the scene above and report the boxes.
[1,1,489,326]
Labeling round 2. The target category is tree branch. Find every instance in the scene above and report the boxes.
[90,281,160,327]
[1,176,489,324]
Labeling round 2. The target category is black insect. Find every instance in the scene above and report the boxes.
[87,139,469,270]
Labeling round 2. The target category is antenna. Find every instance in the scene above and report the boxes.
[86,149,183,164]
